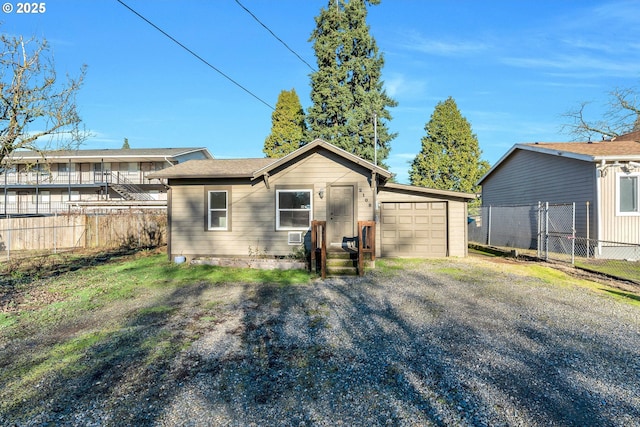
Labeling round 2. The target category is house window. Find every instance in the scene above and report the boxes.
[32,190,50,203]
[208,190,228,230]
[63,191,81,202]
[617,173,640,215]
[276,189,312,230]
[126,162,138,172]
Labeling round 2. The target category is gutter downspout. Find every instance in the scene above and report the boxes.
[372,171,378,258]
[159,156,176,187]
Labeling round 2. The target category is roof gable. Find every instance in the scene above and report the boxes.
[253,139,392,180]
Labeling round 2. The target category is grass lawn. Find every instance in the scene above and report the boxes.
[575,258,640,284]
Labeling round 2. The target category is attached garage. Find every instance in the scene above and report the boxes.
[376,183,475,258]
[381,201,447,257]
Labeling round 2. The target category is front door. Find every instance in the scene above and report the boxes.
[328,185,355,248]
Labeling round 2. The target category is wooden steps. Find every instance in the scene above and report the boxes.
[326,251,374,277]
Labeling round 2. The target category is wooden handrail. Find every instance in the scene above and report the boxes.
[357,221,375,276]
[311,220,327,279]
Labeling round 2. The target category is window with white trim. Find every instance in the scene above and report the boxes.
[617,173,640,215]
[208,190,228,230]
[276,189,312,230]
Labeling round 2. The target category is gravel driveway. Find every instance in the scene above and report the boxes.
[15,256,640,426]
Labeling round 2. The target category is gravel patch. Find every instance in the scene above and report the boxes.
[4,256,640,426]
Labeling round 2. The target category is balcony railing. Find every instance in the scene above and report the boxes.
[0,170,166,186]
[0,200,167,215]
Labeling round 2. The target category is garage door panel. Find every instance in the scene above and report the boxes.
[397,243,414,252]
[398,230,414,238]
[383,216,396,224]
[380,202,447,257]
[415,216,429,224]
[398,216,413,224]
[412,224,429,232]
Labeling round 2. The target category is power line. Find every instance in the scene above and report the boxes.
[115,0,274,110]
[234,0,316,72]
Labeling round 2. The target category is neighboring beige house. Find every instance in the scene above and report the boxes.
[0,147,213,214]
[150,139,475,262]
[478,131,640,258]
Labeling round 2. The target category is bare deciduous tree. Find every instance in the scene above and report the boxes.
[0,33,87,165]
[562,86,640,140]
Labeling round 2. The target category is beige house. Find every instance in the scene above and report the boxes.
[478,131,640,258]
[0,147,213,214]
[150,139,475,263]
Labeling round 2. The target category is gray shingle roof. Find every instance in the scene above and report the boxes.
[10,147,212,161]
[148,158,276,179]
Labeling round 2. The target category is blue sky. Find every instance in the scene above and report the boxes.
[2,0,640,183]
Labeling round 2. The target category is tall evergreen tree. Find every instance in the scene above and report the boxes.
[307,0,396,165]
[263,88,307,158]
[410,97,489,196]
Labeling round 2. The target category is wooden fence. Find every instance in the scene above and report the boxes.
[0,211,167,259]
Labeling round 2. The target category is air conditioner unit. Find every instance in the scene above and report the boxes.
[288,231,303,245]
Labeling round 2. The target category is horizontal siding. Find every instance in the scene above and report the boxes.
[483,150,595,204]
[447,201,468,257]
[599,166,640,244]
[482,149,596,239]
[169,151,375,258]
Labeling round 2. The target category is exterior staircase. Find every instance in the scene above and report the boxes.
[311,220,376,279]
[108,172,154,201]
[325,250,374,277]
[110,183,154,201]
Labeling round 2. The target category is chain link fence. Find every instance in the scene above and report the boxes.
[469,203,640,284]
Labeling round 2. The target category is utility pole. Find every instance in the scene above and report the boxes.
[373,112,378,166]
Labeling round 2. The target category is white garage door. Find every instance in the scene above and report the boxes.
[380,202,447,257]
